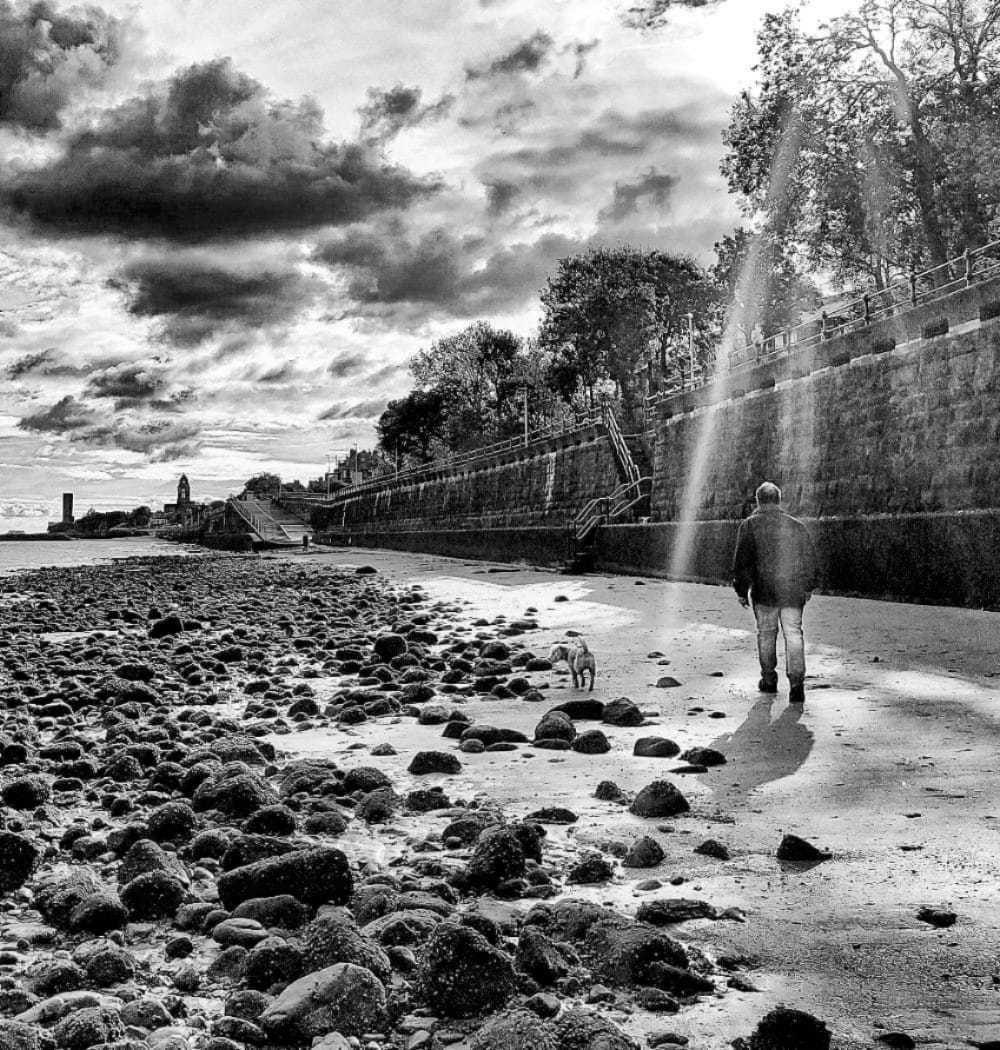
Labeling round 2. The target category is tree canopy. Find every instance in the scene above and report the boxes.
[538,246,711,407]
[724,0,1000,289]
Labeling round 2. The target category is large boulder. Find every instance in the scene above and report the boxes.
[35,870,103,927]
[533,711,576,743]
[417,923,516,1017]
[120,871,186,920]
[466,828,526,890]
[217,848,352,909]
[193,769,278,818]
[554,1006,639,1050]
[513,927,574,985]
[301,912,391,982]
[0,833,39,893]
[408,751,462,775]
[601,698,644,727]
[52,1006,125,1050]
[585,919,688,988]
[471,1010,558,1050]
[630,781,690,818]
[748,1007,831,1050]
[0,1020,46,1050]
[259,963,387,1041]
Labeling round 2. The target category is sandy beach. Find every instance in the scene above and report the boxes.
[1,546,999,1050]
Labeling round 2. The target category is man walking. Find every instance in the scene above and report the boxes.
[732,482,819,704]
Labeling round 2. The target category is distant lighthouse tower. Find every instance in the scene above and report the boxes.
[177,474,190,508]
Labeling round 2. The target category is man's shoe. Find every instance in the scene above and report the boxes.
[789,682,805,704]
[758,677,778,694]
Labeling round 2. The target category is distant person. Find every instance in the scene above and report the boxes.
[732,482,819,704]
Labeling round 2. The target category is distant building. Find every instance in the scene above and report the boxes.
[332,450,383,486]
[62,493,74,524]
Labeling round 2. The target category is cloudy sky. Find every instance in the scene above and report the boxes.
[0,0,850,524]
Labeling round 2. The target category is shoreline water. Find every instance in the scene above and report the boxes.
[0,536,205,574]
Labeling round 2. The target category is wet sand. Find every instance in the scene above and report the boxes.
[292,546,1000,1049]
[1,545,998,1050]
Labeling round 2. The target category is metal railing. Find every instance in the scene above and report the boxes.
[601,402,641,486]
[228,497,298,544]
[645,238,1000,413]
[312,406,606,503]
[574,476,651,542]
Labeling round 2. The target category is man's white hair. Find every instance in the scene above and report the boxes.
[756,481,781,505]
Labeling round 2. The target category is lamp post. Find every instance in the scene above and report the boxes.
[686,312,696,388]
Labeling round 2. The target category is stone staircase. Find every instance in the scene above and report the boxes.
[228,498,312,547]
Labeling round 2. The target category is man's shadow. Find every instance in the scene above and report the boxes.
[706,696,814,803]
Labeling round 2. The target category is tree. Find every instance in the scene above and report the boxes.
[410,322,527,448]
[724,2,1000,289]
[242,473,282,498]
[376,389,447,463]
[538,247,711,408]
[711,227,822,344]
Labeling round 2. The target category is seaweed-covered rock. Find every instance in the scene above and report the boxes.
[623,836,665,868]
[217,847,352,909]
[470,1010,558,1050]
[259,963,387,1040]
[466,827,526,889]
[147,801,198,842]
[601,698,644,727]
[633,737,681,759]
[231,895,311,930]
[0,832,39,892]
[35,869,103,927]
[417,923,516,1017]
[52,1006,124,1050]
[301,912,391,982]
[120,871,186,919]
[193,769,278,818]
[585,919,688,988]
[533,711,576,743]
[554,1006,639,1050]
[630,781,689,818]
[408,751,462,775]
[748,1007,831,1050]
[244,937,306,992]
[2,777,50,810]
[513,927,573,985]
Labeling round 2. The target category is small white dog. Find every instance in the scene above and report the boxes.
[549,639,596,691]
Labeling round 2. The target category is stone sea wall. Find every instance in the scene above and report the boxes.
[311,276,1000,606]
[313,426,619,534]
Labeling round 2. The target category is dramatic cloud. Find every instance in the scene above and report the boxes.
[4,348,53,378]
[0,499,48,518]
[1,57,440,239]
[0,0,122,131]
[327,352,367,378]
[113,253,324,345]
[18,394,200,459]
[18,394,95,433]
[358,83,452,141]
[316,221,581,317]
[624,0,728,27]
[483,178,520,216]
[466,30,554,79]
[318,398,387,421]
[84,362,167,405]
[599,168,678,221]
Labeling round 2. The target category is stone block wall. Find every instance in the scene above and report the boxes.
[312,426,619,534]
[650,279,1000,522]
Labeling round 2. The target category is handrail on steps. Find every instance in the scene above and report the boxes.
[574,476,651,542]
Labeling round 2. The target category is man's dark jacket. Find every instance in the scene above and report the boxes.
[732,504,819,607]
